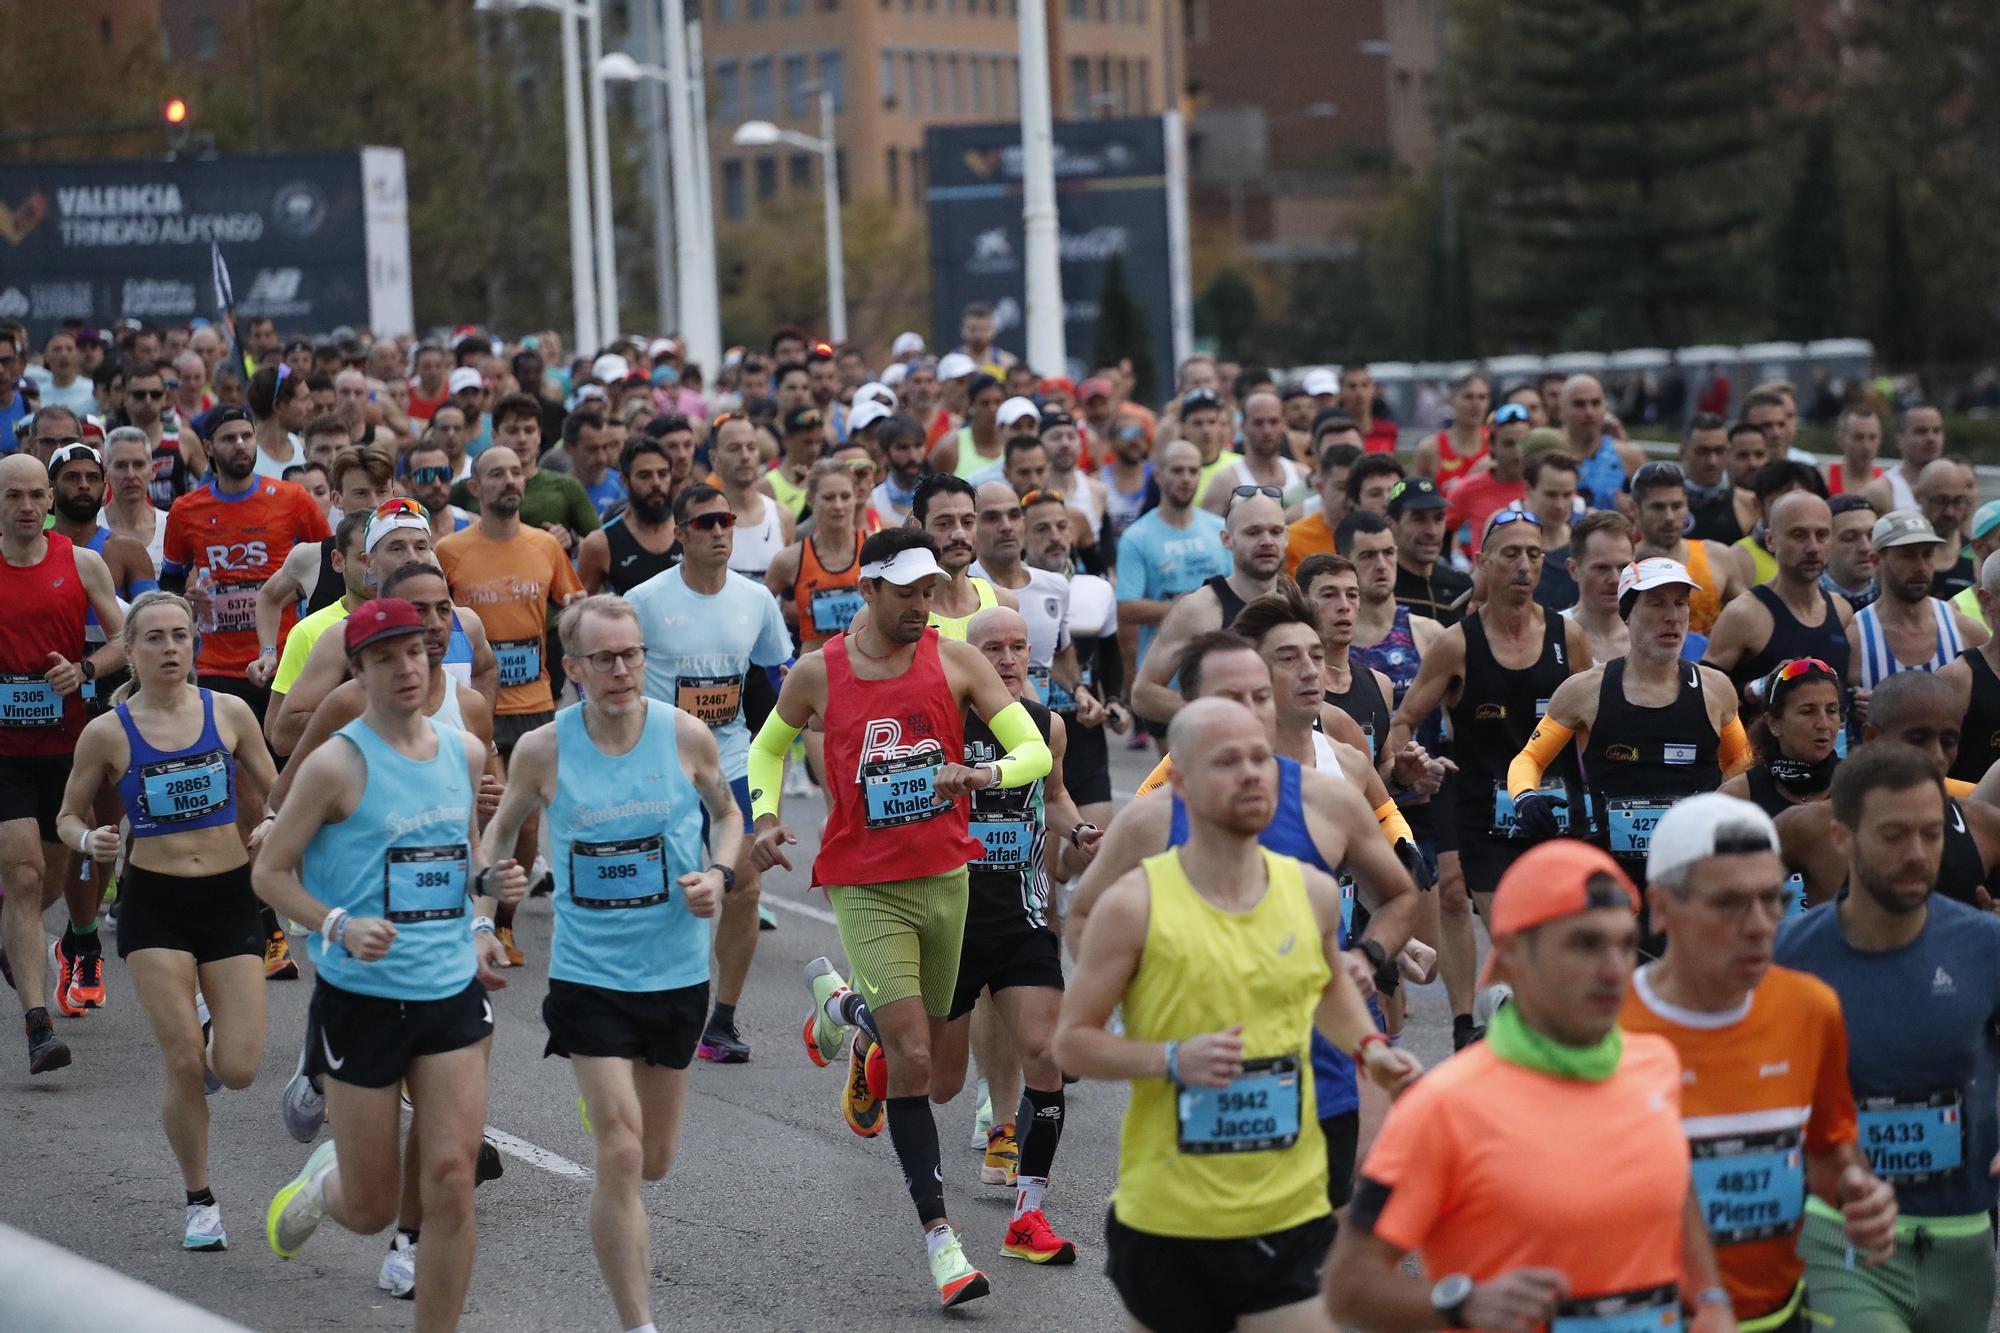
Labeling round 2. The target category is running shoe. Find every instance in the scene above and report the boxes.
[184,1201,227,1251]
[1474,982,1514,1031]
[378,1233,417,1299]
[67,946,105,1011]
[26,1011,70,1075]
[264,933,300,981]
[801,957,850,1067]
[495,926,525,968]
[51,939,82,1017]
[970,1077,993,1149]
[266,1139,338,1259]
[475,1137,503,1185]
[696,1017,751,1064]
[758,903,778,931]
[1002,1208,1076,1264]
[281,1049,325,1144]
[981,1123,1019,1186]
[285,917,308,937]
[782,762,815,798]
[927,1231,990,1309]
[842,1033,885,1138]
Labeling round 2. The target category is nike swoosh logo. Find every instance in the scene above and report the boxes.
[858,972,880,999]
[481,999,494,1027]
[620,555,637,566]
[319,1030,345,1071]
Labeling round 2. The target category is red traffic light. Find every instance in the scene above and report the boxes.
[164,98,189,125]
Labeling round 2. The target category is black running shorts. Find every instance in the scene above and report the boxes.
[1104,1208,1337,1333]
[304,977,494,1088]
[115,863,263,963]
[947,927,1064,1021]
[542,977,708,1069]
[0,752,72,845]
[1059,718,1112,807]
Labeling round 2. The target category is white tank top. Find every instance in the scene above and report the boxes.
[729,494,787,580]
[1058,469,1105,541]
[1310,729,1342,774]
[428,678,466,730]
[1232,455,1303,495]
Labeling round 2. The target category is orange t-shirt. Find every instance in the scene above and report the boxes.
[434,524,582,715]
[1285,511,1339,578]
[163,478,330,678]
[1359,1036,1690,1325]
[1621,964,1856,1321]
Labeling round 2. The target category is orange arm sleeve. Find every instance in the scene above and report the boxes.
[1947,777,1976,800]
[1135,756,1173,797]
[1507,718,1576,799]
[1718,717,1752,776]
[1375,801,1414,847]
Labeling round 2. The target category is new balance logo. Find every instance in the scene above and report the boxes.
[1933,966,1955,995]
[1758,1061,1790,1079]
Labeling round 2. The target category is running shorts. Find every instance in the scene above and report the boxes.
[1800,1200,1994,1333]
[304,976,494,1088]
[491,709,554,760]
[1059,717,1112,808]
[1322,1109,1359,1209]
[947,926,1064,1020]
[826,868,969,1018]
[0,752,72,845]
[542,977,708,1069]
[115,862,263,963]
[1104,1207,1337,1333]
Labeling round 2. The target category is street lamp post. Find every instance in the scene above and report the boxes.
[585,0,618,344]
[1016,0,1065,377]
[732,93,846,345]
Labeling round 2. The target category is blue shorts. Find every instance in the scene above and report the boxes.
[699,776,756,850]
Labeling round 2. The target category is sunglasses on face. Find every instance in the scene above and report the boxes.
[1492,403,1533,425]
[127,388,166,400]
[409,466,452,486]
[686,510,736,531]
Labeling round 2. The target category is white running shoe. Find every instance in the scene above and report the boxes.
[378,1232,417,1299]
[280,1046,325,1144]
[183,1200,226,1251]
[1474,982,1514,1030]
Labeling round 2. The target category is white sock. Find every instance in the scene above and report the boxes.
[1012,1176,1048,1219]
[924,1222,953,1258]
[823,988,849,1028]
[625,1324,659,1333]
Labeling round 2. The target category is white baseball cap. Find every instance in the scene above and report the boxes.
[998,396,1041,430]
[447,366,485,395]
[880,361,909,388]
[1302,368,1340,398]
[572,383,609,406]
[364,502,432,554]
[847,400,893,434]
[590,352,631,383]
[1646,793,1781,889]
[647,337,682,361]
[1870,509,1943,552]
[860,544,947,586]
[854,381,899,409]
[1616,556,1700,616]
[891,331,926,358]
[936,351,979,381]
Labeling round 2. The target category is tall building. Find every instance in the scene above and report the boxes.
[693,0,1182,220]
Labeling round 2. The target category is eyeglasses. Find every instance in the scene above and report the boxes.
[686,510,736,531]
[579,646,645,674]
[1491,403,1533,426]
[409,465,453,486]
[1690,886,1792,922]
[1020,488,1067,507]
[127,388,167,400]
[373,497,430,520]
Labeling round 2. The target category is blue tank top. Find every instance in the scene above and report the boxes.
[442,610,475,684]
[1576,436,1627,510]
[1168,755,1362,1118]
[115,689,239,839]
[1353,606,1440,748]
[548,703,708,992]
[305,716,475,1001]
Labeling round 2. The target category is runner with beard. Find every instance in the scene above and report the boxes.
[1023,488,1125,829]
[577,433,681,595]
[901,473,1018,639]
[1720,658,1844,918]
[968,480,1093,715]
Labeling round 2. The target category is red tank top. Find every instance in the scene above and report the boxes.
[1433,429,1489,489]
[0,532,88,756]
[816,629,982,887]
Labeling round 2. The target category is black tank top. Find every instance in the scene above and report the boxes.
[1732,585,1851,692]
[1948,649,2000,785]
[305,536,343,614]
[1452,610,1579,842]
[1205,573,1246,629]
[1938,797,1987,906]
[603,514,681,595]
[1324,664,1391,765]
[1742,763,1800,820]
[1584,658,1720,873]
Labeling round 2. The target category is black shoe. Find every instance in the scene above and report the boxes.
[27,1013,70,1075]
[696,1019,752,1064]
[528,872,554,900]
[475,1137,503,1185]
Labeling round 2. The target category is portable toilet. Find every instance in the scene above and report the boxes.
[1677,344,1742,428]
[1370,361,1416,425]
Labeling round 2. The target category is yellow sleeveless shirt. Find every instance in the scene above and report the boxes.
[927,575,998,641]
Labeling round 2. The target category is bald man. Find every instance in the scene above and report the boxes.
[1702,491,1856,695]
[1915,457,1978,599]
[1562,374,1647,509]
[1201,390,1303,517]
[1130,490,1290,724]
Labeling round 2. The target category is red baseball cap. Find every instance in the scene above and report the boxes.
[343,598,426,657]
[1478,841,1639,986]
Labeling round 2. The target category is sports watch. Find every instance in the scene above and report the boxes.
[1429,1273,1473,1328]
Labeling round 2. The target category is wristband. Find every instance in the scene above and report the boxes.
[72,825,89,854]
[1163,1039,1185,1089]
[1352,1031,1389,1063]
[471,914,497,935]
[321,908,349,950]
[1068,822,1098,848]
[1693,1287,1730,1310]
[472,865,493,897]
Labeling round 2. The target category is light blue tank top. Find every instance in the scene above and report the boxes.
[306,716,474,1001]
[548,702,709,992]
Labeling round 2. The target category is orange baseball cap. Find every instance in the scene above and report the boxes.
[1478,841,1639,986]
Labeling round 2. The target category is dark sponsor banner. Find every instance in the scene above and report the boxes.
[926,116,1174,381]
[0,153,369,336]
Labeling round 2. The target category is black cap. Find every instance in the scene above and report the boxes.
[200,404,255,440]
[1181,388,1222,414]
[1038,410,1076,435]
[1385,476,1445,516]
[783,406,824,434]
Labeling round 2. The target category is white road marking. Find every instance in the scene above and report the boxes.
[483,1126,592,1179]
[762,894,840,926]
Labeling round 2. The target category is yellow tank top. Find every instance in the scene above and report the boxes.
[928,575,998,640]
[1114,847,1331,1239]
[767,467,807,520]
[1735,532,1778,586]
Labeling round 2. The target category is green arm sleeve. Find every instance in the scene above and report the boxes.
[986,700,1053,789]
[746,711,805,822]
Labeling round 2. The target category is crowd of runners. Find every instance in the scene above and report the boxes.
[2,309,1996,1332]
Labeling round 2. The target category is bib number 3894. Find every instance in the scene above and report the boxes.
[383,845,469,923]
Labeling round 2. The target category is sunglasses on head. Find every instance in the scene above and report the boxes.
[1492,403,1533,426]
[1229,484,1283,502]
[1774,657,1836,683]
[1020,488,1067,507]
[374,497,429,520]
[1481,510,1543,545]
[686,510,736,531]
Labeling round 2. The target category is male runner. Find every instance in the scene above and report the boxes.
[752,528,1050,1307]
[103,426,169,572]
[1023,489,1123,827]
[1777,743,2000,1331]
[710,414,794,582]
[1325,840,1734,1333]
[1199,390,1300,517]
[1130,488,1287,724]
[402,439,473,542]
[968,480,1092,712]
[1914,457,1977,599]
[258,599,523,1333]
[1058,697,1420,1333]
[906,473,1018,638]
[1115,440,1229,671]
[47,441,156,605]
[0,454,126,1068]
[1862,404,1942,517]
[626,484,791,1062]
[1940,548,2000,784]
[1623,794,1897,1332]
[1297,554,1395,760]
[1385,478,1471,625]
[1702,492,1855,697]
[1525,449,1581,610]
[1563,509,1637,663]
[866,413,929,526]
[480,595,738,1333]
[576,433,681,595]
[247,446,393,662]
[1849,510,1986,695]
[1629,461,1754,639]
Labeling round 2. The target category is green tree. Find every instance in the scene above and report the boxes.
[1196,268,1260,360]
[1466,0,1779,347]
[1772,117,1848,339]
[1877,176,1920,365]
[1092,253,1155,405]
[716,195,929,352]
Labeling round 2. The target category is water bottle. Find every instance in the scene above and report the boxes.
[191,566,218,634]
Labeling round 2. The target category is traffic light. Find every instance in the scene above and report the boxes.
[164,97,189,126]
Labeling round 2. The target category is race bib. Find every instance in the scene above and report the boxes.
[1335,871,1356,938]
[1027,665,1052,707]
[1552,1287,1681,1333]
[861,752,947,829]
[1491,779,1573,837]
[1859,1091,1964,1182]
[1783,872,1807,918]
[210,582,259,635]
[383,844,469,923]
[1048,664,1093,714]
[569,835,669,910]
[1691,1127,1805,1244]
[494,637,542,689]
[0,673,61,727]
[970,811,1033,870]
[1606,800,1673,857]
[138,750,231,824]
[675,674,742,727]
[1176,1054,1302,1155]
[809,585,865,636]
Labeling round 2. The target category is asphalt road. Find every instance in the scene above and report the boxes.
[1,740,1460,1332]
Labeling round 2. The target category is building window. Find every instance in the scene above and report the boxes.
[723,159,747,218]
[747,0,768,16]
[819,49,844,110]
[784,53,809,116]
[1006,56,1019,115]
[1069,56,1090,117]
[789,152,814,190]
[904,52,921,112]
[783,0,804,13]
[945,55,960,115]
[755,155,779,199]
[1137,57,1151,113]
[912,148,927,200]
[716,0,736,18]
[748,55,774,118]
[970,52,986,114]
[1117,58,1131,113]
[928,54,943,116]
[879,49,897,106]
[195,17,221,58]
[715,60,740,123]
[1066,0,1084,17]
[1135,0,1145,18]
[1184,0,1206,43]
[886,146,900,202]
